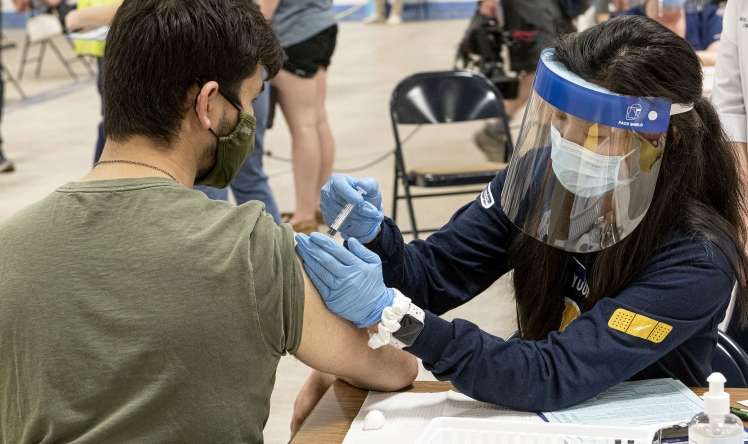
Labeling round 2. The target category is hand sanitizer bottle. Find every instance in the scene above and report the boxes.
[688,372,743,443]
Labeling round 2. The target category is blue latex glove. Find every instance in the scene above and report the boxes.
[320,174,384,244]
[295,232,394,327]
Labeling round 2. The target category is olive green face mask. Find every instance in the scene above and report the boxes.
[196,93,256,188]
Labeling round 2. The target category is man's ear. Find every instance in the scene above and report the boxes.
[194,81,220,130]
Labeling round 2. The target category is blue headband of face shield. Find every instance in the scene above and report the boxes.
[534,48,693,134]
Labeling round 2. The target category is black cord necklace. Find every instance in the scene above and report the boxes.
[94,160,177,182]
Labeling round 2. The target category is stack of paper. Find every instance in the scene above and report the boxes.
[342,379,717,443]
[416,418,659,444]
[542,379,703,427]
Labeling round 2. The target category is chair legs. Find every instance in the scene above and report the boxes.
[392,164,400,222]
[35,41,47,78]
[393,148,420,239]
[18,36,90,82]
[1,64,27,100]
[64,38,96,77]
[502,117,514,161]
[17,36,31,81]
[47,39,78,80]
[404,180,419,239]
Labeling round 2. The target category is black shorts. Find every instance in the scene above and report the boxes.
[282,25,338,79]
[502,0,574,73]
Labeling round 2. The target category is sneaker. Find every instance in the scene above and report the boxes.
[386,14,402,25]
[364,14,386,24]
[0,156,14,173]
[473,123,508,163]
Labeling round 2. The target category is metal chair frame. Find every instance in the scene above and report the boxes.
[1,40,27,100]
[714,330,748,388]
[17,11,96,81]
[390,70,513,238]
[17,33,96,81]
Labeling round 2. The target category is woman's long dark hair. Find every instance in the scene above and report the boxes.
[512,15,748,340]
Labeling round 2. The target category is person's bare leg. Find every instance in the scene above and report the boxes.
[273,70,323,224]
[503,72,535,119]
[391,0,404,17]
[364,0,386,23]
[474,73,536,162]
[314,68,335,210]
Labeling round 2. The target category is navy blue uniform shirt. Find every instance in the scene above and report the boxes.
[365,169,735,411]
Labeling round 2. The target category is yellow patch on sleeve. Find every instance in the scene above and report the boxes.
[607,308,672,344]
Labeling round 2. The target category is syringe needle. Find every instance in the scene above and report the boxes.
[327,187,366,237]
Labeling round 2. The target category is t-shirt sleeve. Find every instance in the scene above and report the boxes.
[248,208,305,356]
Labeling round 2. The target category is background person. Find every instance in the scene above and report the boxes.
[259,0,337,234]
[712,0,748,349]
[595,0,637,23]
[0,1,417,442]
[64,0,121,163]
[295,16,748,416]
[364,0,405,25]
[0,0,39,172]
[621,0,722,66]
[472,0,576,162]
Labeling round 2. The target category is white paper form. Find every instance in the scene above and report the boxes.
[342,390,543,444]
[542,378,703,426]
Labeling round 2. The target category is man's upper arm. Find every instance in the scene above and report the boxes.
[293,257,418,391]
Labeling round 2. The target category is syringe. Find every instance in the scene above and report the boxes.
[327,187,367,237]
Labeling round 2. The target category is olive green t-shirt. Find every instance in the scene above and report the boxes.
[0,178,304,443]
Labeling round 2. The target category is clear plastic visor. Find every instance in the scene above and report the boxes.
[500,92,667,253]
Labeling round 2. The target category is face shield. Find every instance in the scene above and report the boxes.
[500,48,693,253]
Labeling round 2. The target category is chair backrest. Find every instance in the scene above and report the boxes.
[712,330,748,388]
[390,70,509,125]
[26,14,63,43]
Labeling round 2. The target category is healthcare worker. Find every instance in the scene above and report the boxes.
[294,15,748,412]
[621,0,723,66]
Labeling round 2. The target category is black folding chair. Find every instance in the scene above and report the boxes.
[713,330,748,388]
[390,70,513,238]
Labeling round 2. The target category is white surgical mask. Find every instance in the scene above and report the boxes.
[550,126,638,198]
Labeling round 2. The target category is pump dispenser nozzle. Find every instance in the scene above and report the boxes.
[704,372,729,416]
[689,372,743,443]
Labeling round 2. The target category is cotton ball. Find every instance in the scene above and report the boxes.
[363,409,386,431]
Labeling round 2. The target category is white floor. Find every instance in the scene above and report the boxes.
[0,20,518,443]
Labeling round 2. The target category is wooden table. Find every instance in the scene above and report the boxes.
[291,381,748,443]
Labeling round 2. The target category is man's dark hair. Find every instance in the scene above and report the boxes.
[103,0,283,145]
